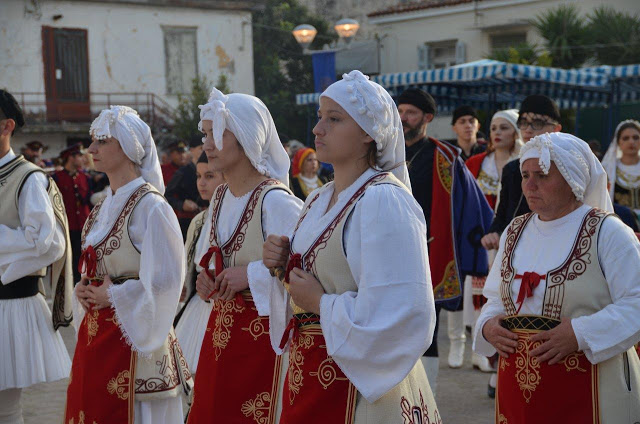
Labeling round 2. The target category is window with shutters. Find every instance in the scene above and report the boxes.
[490,33,527,55]
[163,26,198,95]
[419,39,458,70]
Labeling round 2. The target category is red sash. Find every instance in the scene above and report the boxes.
[65,305,136,423]
[280,315,357,424]
[187,292,282,423]
[496,317,599,423]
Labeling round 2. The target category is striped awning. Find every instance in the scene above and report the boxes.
[295,60,640,111]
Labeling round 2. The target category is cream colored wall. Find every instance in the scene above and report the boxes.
[371,0,638,74]
[0,0,254,111]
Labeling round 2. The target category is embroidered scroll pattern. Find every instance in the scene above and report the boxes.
[242,310,269,341]
[435,152,452,194]
[107,370,131,400]
[562,352,587,373]
[400,390,442,424]
[309,345,348,390]
[287,332,314,405]
[241,391,272,424]
[500,213,533,316]
[86,310,99,346]
[514,337,541,403]
[68,411,98,424]
[209,299,245,360]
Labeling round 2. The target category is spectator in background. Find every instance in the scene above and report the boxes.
[289,147,327,200]
[160,140,188,185]
[53,143,93,283]
[286,139,305,159]
[588,139,603,161]
[21,140,46,167]
[165,136,207,239]
[450,105,485,161]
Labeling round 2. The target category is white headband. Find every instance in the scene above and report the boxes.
[90,106,164,194]
[198,88,290,187]
[320,70,411,190]
[491,109,523,155]
[520,132,612,211]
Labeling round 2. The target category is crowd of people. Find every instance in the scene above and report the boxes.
[0,69,639,424]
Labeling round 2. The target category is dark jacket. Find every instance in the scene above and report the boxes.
[487,159,531,235]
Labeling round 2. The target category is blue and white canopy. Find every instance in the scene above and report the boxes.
[296,60,640,111]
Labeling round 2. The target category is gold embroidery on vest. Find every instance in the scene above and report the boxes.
[436,152,453,194]
[241,391,272,424]
[107,370,131,400]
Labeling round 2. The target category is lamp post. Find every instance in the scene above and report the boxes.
[334,18,359,46]
[292,19,360,53]
[292,24,318,51]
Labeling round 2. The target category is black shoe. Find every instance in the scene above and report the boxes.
[487,383,496,399]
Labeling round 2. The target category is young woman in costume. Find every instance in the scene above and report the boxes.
[264,71,440,423]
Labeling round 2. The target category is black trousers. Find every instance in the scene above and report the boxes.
[70,230,82,284]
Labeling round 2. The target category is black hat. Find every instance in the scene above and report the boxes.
[451,105,478,125]
[60,143,83,160]
[188,134,203,148]
[167,141,188,153]
[26,140,45,151]
[197,151,208,164]
[519,95,560,122]
[397,88,437,115]
[0,89,25,133]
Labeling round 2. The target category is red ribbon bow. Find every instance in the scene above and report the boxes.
[285,253,302,284]
[78,245,97,279]
[199,246,245,306]
[279,316,319,349]
[514,272,545,314]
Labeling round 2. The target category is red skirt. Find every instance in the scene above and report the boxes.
[65,307,136,424]
[496,316,599,423]
[187,291,282,423]
[280,313,357,424]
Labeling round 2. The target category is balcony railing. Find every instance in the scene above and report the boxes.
[12,92,176,132]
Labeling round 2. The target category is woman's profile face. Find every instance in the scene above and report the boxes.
[201,120,245,174]
[312,96,373,166]
[301,152,319,175]
[86,136,131,175]
[490,117,516,151]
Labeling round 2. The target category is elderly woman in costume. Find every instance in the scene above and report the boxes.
[0,90,73,424]
[474,132,640,423]
[603,119,640,219]
[186,88,302,423]
[263,71,440,423]
[65,106,192,424]
[290,147,326,200]
[174,152,224,375]
[464,109,524,389]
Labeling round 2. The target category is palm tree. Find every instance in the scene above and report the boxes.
[587,6,640,66]
[531,4,590,69]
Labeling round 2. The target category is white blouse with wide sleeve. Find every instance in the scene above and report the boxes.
[473,204,640,364]
[0,149,65,284]
[75,177,185,356]
[212,184,303,317]
[270,168,436,403]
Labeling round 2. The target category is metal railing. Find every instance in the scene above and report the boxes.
[12,92,176,131]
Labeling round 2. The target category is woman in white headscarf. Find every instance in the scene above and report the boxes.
[263,70,440,423]
[474,132,640,423]
[186,89,302,424]
[464,109,523,384]
[602,119,640,217]
[65,106,191,424]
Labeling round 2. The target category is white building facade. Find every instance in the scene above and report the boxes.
[0,0,256,156]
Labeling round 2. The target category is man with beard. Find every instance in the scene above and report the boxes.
[397,88,493,393]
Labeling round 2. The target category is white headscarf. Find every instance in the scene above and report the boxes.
[198,88,290,187]
[320,70,411,190]
[519,132,613,212]
[601,119,640,200]
[491,109,524,156]
[90,105,164,194]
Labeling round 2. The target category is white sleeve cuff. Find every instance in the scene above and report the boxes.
[247,260,272,317]
[472,315,498,357]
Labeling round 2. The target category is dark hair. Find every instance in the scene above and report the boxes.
[616,121,640,143]
[197,151,208,164]
[0,89,25,135]
[365,141,377,169]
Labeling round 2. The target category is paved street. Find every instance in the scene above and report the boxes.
[23,312,494,423]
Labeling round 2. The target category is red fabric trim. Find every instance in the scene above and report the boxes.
[78,245,97,278]
[465,151,488,178]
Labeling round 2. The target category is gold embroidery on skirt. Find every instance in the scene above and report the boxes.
[86,310,99,346]
[498,413,508,424]
[514,337,541,403]
[241,391,272,424]
[242,309,269,340]
[309,345,348,390]
[210,299,245,360]
[68,411,98,424]
[107,370,131,400]
[562,352,586,373]
[288,333,313,405]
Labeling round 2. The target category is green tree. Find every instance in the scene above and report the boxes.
[488,42,552,66]
[531,4,590,69]
[172,74,230,145]
[587,6,640,66]
[253,0,336,142]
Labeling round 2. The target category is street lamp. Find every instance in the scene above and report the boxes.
[334,18,359,45]
[292,24,317,51]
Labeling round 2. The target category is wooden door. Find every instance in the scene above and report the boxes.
[42,27,90,122]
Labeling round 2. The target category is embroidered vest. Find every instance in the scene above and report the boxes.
[208,179,290,271]
[500,208,640,420]
[82,183,193,401]
[183,209,207,300]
